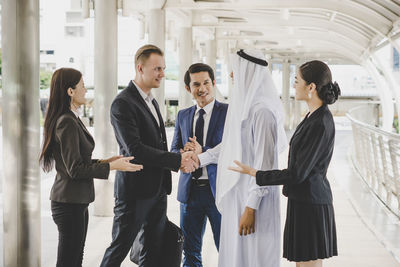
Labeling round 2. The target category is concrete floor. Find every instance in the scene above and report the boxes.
[2,127,400,266]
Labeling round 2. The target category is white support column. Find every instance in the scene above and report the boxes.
[205,38,217,72]
[148,8,166,118]
[1,0,41,266]
[390,38,400,54]
[93,0,118,216]
[292,64,301,128]
[193,47,201,63]
[371,54,400,123]
[224,41,233,101]
[293,99,302,128]
[179,27,193,109]
[267,57,273,73]
[364,59,394,131]
[205,36,224,102]
[282,61,291,130]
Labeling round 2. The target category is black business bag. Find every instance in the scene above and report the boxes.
[130,219,184,267]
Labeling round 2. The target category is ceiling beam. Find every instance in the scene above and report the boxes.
[164,0,393,35]
[192,17,372,44]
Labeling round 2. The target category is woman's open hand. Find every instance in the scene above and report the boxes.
[109,156,143,172]
[100,155,123,163]
[228,160,257,177]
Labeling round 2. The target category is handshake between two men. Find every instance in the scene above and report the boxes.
[179,137,202,173]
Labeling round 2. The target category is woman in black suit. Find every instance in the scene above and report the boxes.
[39,68,143,267]
[229,60,340,267]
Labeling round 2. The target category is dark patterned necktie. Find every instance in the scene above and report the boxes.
[192,109,205,179]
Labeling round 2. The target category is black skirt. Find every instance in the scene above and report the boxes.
[283,199,338,262]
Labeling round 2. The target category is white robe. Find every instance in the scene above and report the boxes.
[206,105,281,267]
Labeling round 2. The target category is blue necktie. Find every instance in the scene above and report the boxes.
[192,109,205,179]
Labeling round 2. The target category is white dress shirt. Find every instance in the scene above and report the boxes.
[133,80,160,126]
[198,143,221,168]
[193,99,215,180]
[71,108,79,118]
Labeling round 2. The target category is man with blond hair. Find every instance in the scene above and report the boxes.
[101,44,196,267]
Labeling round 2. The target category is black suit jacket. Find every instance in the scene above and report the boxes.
[50,111,110,204]
[110,81,181,200]
[255,105,335,204]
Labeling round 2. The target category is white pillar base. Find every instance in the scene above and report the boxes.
[94,177,115,216]
[93,0,118,217]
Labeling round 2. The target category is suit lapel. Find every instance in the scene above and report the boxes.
[291,106,325,143]
[205,100,220,146]
[187,106,196,139]
[129,81,161,130]
[152,99,163,128]
[70,112,94,144]
[290,113,309,145]
[77,117,90,136]
[291,105,326,145]
[152,99,165,137]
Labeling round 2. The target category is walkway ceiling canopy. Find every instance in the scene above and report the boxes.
[132,0,400,64]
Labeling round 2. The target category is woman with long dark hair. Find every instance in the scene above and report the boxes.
[39,68,143,267]
[229,60,340,267]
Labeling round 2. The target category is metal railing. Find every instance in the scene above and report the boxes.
[347,105,400,217]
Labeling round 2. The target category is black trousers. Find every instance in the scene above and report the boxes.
[100,192,167,267]
[51,201,89,267]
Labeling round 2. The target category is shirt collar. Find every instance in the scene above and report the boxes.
[70,109,79,118]
[196,99,215,115]
[132,80,154,102]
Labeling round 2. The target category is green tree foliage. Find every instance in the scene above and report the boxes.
[40,70,53,90]
[165,72,178,80]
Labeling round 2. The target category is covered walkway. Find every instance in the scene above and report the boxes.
[3,0,400,266]
[0,128,395,266]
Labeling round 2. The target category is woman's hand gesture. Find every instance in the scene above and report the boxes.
[109,156,143,172]
[228,160,257,177]
[100,155,123,163]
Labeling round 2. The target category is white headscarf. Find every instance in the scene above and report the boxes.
[216,49,288,211]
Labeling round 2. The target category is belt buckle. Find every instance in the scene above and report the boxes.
[192,179,208,187]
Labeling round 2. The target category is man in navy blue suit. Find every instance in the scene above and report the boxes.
[171,63,228,267]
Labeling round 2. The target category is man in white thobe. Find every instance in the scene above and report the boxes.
[192,49,287,267]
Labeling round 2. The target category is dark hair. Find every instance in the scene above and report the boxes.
[39,68,82,172]
[184,63,215,87]
[299,60,341,105]
[134,44,164,66]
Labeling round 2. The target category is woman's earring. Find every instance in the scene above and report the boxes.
[308,91,312,99]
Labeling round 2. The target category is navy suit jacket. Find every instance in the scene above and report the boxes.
[171,100,228,203]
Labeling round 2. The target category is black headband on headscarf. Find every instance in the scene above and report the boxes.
[237,49,268,67]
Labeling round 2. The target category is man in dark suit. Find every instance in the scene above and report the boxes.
[171,63,228,266]
[100,44,197,267]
